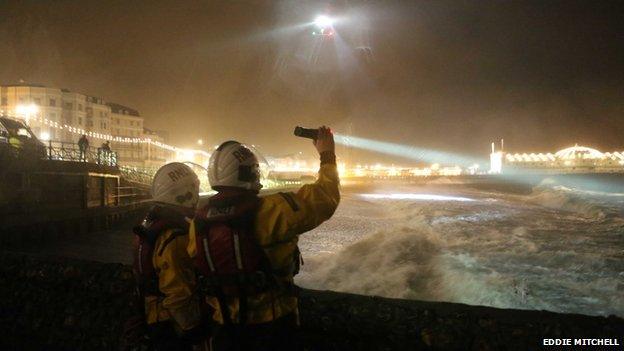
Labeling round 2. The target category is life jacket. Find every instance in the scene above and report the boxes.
[192,191,274,324]
[132,205,190,299]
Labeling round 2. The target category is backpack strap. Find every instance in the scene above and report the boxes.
[133,206,190,298]
[194,219,233,326]
[157,229,187,256]
[195,193,293,326]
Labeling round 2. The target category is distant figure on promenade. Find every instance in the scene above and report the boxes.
[101,140,111,152]
[98,140,111,165]
[122,162,203,351]
[78,134,89,161]
[188,126,340,350]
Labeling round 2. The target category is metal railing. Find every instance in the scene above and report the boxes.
[114,185,152,205]
[44,140,118,167]
[118,165,157,185]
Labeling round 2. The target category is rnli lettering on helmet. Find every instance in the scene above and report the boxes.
[168,166,191,182]
[232,147,254,163]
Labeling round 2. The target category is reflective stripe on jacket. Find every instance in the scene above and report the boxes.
[145,228,201,331]
[188,163,340,325]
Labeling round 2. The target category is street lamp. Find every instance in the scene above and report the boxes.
[15,103,39,123]
[197,139,203,146]
[182,149,194,161]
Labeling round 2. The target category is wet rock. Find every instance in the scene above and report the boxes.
[63,315,76,327]
[0,251,623,350]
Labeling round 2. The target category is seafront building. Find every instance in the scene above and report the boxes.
[0,83,209,168]
[0,84,109,143]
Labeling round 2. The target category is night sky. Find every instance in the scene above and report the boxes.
[1,0,623,163]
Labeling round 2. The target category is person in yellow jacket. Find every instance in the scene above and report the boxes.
[124,162,204,351]
[188,126,340,350]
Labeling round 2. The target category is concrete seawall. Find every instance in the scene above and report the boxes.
[0,252,622,350]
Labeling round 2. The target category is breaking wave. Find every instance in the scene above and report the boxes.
[297,185,624,317]
[525,178,624,220]
[526,187,606,220]
[298,224,446,301]
[297,221,555,312]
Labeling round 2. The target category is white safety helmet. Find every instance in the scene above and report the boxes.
[152,162,200,208]
[208,141,262,191]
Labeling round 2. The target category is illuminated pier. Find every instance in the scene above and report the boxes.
[490,142,624,174]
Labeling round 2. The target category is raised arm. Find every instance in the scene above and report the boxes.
[255,126,340,245]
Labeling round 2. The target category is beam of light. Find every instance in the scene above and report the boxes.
[334,133,484,167]
[331,29,377,101]
[360,193,476,202]
[334,133,624,194]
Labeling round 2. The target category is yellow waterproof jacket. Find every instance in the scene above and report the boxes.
[188,163,340,325]
[144,229,202,332]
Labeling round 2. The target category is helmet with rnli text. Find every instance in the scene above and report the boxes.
[208,141,262,191]
[152,162,200,208]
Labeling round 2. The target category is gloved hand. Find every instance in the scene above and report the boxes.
[313,126,335,155]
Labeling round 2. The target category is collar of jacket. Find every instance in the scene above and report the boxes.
[135,205,191,245]
[199,188,259,222]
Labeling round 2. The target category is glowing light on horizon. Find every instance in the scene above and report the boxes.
[334,133,484,167]
[360,193,476,202]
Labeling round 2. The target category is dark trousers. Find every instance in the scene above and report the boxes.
[210,314,301,351]
[147,322,193,351]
